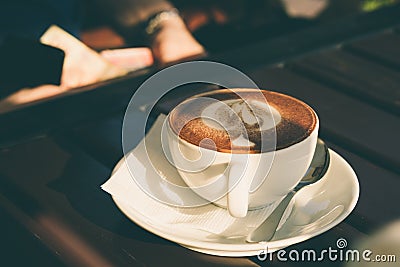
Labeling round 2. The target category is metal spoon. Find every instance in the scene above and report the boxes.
[246,139,330,243]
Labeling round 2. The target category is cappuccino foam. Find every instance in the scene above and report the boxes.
[169,89,317,153]
[201,99,281,148]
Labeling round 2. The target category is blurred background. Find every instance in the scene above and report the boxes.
[81,0,399,51]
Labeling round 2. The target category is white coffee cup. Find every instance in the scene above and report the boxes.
[164,89,319,218]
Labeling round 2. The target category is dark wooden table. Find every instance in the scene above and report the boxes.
[0,5,399,267]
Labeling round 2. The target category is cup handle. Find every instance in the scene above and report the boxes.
[227,160,255,218]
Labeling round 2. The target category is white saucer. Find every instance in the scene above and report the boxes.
[110,148,359,257]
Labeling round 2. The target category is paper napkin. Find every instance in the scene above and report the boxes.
[102,115,278,237]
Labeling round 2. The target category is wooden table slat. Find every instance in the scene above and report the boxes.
[344,31,400,69]
[214,4,400,69]
[288,49,400,115]
[249,67,400,173]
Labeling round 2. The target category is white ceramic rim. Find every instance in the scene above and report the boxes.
[166,90,320,155]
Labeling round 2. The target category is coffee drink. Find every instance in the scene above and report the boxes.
[168,88,317,153]
[166,88,319,217]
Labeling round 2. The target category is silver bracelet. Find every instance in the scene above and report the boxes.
[145,9,180,36]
